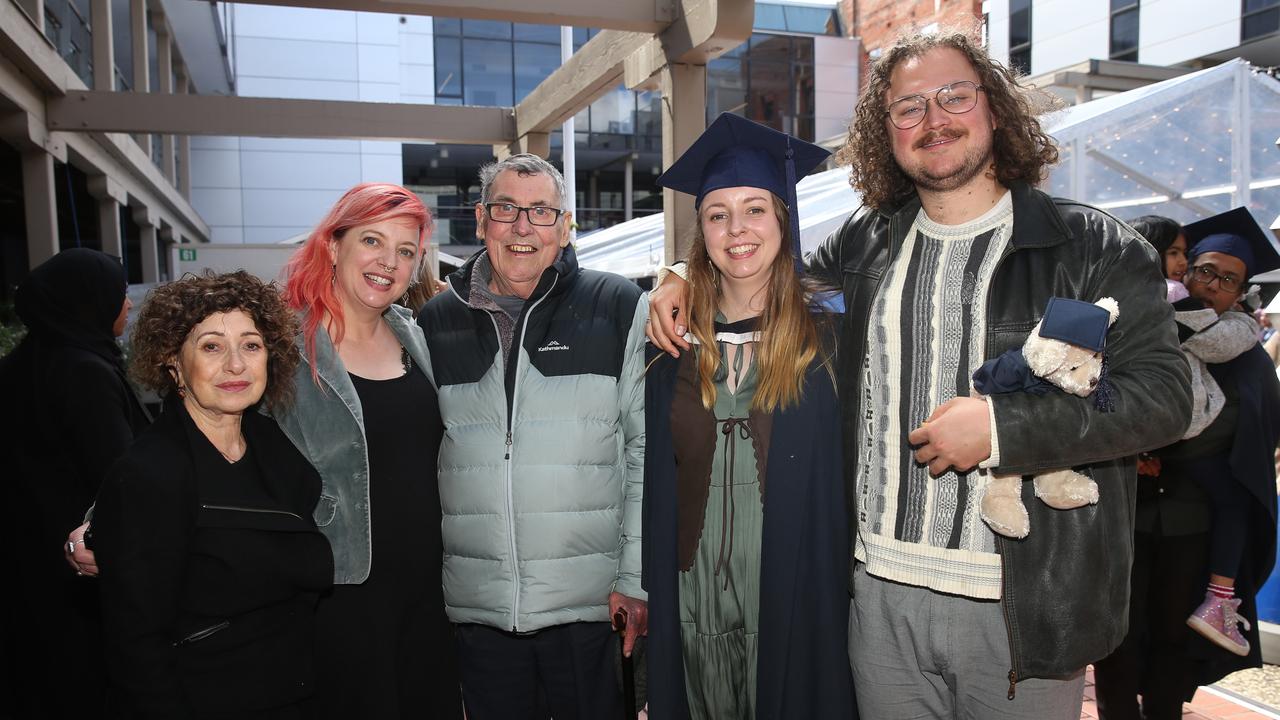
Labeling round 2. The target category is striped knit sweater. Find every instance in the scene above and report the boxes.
[853,191,1013,600]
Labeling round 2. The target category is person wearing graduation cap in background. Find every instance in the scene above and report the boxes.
[642,112,856,720]
[1093,207,1280,720]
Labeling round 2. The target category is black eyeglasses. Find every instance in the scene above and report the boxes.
[1188,264,1243,293]
[885,80,986,130]
[483,202,564,226]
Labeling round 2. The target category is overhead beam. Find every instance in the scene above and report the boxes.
[227,0,675,32]
[513,0,751,139]
[47,91,517,144]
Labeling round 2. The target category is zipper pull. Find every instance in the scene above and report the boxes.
[505,431,512,460]
[1006,668,1017,700]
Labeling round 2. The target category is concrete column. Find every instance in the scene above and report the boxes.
[175,71,191,197]
[157,224,174,282]
[155,22,175,183]
[133,205,159,283]
[91,0,114,91]
[87,175,127,257]
[22,151,59,268]
[660,62,706,263]
[624,154,634,221]
[131,0,150,157]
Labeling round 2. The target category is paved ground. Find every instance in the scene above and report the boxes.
[1081,666,1280,720]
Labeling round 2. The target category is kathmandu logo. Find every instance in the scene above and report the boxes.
[538,340,571,352]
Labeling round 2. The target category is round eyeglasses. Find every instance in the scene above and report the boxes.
[1188,264,1243,293]
[484,202,564,226]
[885,80,986,130]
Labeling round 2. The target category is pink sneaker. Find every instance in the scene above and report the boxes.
[1186,592,1251,656]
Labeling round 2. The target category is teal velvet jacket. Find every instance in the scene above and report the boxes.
[270,305,433,584]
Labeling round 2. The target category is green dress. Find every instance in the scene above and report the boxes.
[679,342,764,720]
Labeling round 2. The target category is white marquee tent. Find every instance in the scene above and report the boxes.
[1042,58,1280,237]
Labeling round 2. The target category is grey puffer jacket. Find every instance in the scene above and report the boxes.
[272,305,432,584]
[418,245,647,632]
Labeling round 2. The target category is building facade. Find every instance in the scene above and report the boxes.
[188,0,859,252]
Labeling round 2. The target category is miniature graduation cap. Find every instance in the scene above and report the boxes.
[1037,297,1112,353]
[656,112,831,268]
[1184,206,1280,279]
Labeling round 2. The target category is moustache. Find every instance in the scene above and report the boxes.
[914,129,964,149]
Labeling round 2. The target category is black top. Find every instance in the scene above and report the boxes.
[350,369,444,579]
[93,396,332,718]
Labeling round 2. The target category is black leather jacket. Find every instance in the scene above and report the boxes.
[809,182,1192,683]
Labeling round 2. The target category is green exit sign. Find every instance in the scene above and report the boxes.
[179,248,197,262]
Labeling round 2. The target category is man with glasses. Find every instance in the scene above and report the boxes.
[418,153,647,718]
[649,28,1191,719]
[1094,208,1280,720]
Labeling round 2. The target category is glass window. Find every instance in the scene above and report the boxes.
[754,3,786,31]
[747,60,791,132]
[792,36,814,64]
[1009,0,1031,50]
[707,56,747,120]
[1110,0,1138,9]
[435,36,462,97]
[111,0,131,90]
[462,20,511,39]
[784,6,837,34]
[748,34,791,63]
[1243,0,1280,41]
[434,17,460,35]
[514,41,561,102]
[590,86,635,135]
[463,39,513,106]
[1010,47,1030,75]
[1110,7,1139,60]
[514,23,560,43]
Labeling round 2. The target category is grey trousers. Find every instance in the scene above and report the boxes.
[848,563,1085,720]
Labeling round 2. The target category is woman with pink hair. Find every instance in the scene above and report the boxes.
[274,183,461,718]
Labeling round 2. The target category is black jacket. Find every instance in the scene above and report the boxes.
[92,395,333,719]
[809,183,1192,681]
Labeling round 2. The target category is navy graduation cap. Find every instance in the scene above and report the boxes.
[1184,206,1280,278]
[656,112,831,268]
[1037,297,1111,353]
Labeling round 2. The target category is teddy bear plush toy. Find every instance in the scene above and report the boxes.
[971,296,1120,539]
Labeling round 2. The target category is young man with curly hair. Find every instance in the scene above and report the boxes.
[649,27,1192,719]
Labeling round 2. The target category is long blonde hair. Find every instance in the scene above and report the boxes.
[685,195,821,412]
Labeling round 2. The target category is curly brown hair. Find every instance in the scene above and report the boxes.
[835,25,1060,210]
[130,270,300,410]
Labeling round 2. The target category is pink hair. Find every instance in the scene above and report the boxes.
[281,183,433,383]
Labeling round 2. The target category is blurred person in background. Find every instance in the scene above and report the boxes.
[0,248,149,716]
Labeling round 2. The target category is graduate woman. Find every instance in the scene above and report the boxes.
[642,113,857,720]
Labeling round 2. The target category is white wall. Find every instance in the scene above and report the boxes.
[983,0,1244,76]
[1030,0,1109,76]
[189,7,434,244]
[814,36,859,142]
[1139,0,1239,66]
[985,0,1011,69]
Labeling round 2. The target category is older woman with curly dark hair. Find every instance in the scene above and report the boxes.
[90,271,333,719]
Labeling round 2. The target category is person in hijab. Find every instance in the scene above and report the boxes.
[643,113,856,720]
[0,248,149,716]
